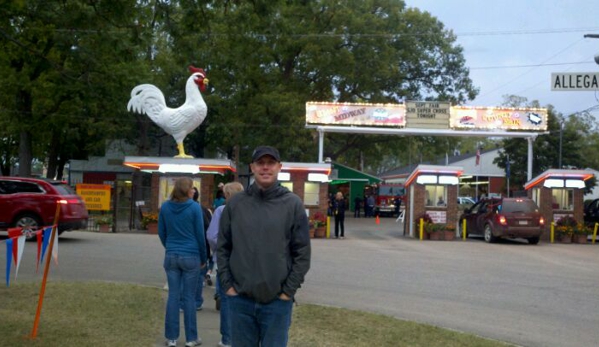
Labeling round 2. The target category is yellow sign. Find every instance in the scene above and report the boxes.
[76,184,111,211]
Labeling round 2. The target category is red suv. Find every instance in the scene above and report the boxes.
[459,197,545,244]
[0,177,88,239]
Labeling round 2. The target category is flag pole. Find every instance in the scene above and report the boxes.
[30,202,61,339]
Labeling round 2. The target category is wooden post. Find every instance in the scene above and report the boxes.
[30,203,61,338]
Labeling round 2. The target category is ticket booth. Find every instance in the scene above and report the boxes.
[276,162,332,219]
[403,165,463,238]
[524,169,594,240]
[123,156,237,212]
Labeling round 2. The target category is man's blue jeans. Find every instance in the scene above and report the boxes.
[228,294,293,347]
[216,273,231,345]
[164,253,201,342]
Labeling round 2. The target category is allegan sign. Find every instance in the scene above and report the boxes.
[405,101,450,129]
[551,73,599,91]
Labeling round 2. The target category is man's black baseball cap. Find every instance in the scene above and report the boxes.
[252,146,281,162]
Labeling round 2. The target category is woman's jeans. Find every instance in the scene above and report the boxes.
[164,253,201,342]
[229,294,293,347]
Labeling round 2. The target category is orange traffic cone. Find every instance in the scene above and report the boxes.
[375,215,380,225]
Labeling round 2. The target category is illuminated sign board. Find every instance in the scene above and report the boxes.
[306,102,405,127]
[450,106,547,131]
[76,184,111,211]
[306,102,547,131]
[406,101,450,129]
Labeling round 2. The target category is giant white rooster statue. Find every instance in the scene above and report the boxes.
[127,65,209,158]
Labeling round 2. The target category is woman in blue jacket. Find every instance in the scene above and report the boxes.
[159,177,207,347]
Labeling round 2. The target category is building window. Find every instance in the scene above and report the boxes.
[531,188,540,205]
[552,189,573,210]
[304,182,320,206]
[425,185,447,207]
[280,181,293,192]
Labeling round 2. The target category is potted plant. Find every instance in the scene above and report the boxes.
[443,223,456,241]
[572,223,590,244]
[555,215,576,243]
[416,213,433,239]
[312,211,327,238]
[95,215,112,233]
[308,220,316,238]
[427,222,443,240]
[142,212,159,234]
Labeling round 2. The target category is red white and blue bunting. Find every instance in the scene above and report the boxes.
[1,226,58,287]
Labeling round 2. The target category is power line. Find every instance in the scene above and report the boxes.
[470,61,593,70]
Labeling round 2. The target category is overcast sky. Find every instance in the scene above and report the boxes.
[406,0,599,117]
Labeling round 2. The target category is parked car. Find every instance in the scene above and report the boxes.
[0,177,88,240]
[458,197,544,244]
[457,196,476,210]
[583,198,599,225]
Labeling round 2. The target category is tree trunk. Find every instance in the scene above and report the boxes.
[46,130,60,179]
[18,131,32,177]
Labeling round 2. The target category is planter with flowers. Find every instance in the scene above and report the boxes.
[572,223,590,244]
[416,213,433,239]
[311,211,327,238]
[443,224,456,241]
[555,215,576,243]
[95,215,113,233]
[142,212,159,234]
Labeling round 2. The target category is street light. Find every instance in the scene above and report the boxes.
[584,34,599,65]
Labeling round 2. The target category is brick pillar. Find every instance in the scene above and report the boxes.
[151,172,160,213]
[538,187,553,241]
[200,174,215,208]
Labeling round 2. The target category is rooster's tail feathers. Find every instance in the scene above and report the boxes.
[127,84,167,123]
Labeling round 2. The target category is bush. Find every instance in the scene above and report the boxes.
[95,215,112,226]
[141,212,158,228]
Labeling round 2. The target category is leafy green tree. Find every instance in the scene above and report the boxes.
[166,0,478,169]
[0,0,146,177]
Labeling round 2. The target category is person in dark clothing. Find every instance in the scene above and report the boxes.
[217,145,311,347]
[393,196,401,217]
[193,187,214,286]
[354,195,362,218]
[333,191,346,238]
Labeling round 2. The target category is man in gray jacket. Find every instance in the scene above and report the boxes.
[217,145,311,347]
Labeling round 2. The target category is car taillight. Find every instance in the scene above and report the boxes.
[498,215,507,226]
[57,198,81,204]
[539,217,545,226]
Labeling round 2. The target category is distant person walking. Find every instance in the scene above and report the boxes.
[158,177,207,347]
[218,146,311,347]
[367,194,375,218]
[213,190,226,210]
[207,181,244,347]
[354,195,362,218]
[333,191,347,239]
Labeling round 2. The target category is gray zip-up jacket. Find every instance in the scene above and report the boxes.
[217,182,311,304]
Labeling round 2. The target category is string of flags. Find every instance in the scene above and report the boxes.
[1,226,58,287]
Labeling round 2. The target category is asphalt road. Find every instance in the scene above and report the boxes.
[3,218,598,347]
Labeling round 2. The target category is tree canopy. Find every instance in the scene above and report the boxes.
[0,0,513,178]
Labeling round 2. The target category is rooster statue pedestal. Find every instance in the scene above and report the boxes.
[127,65,209,158]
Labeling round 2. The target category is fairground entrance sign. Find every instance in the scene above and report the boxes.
[306,102,548,131]
[551,72,599,91]
[305,101,549,181]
